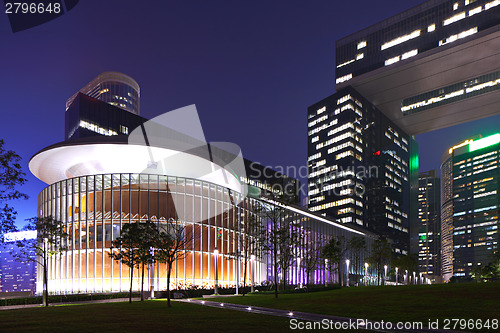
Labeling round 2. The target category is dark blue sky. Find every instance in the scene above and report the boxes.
[2,0,500,227]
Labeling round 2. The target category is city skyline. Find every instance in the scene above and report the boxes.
[2,0,500,228]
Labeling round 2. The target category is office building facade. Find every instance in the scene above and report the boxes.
[309,0,500,263]
[66,72,140,115]
[308,86,418,254]
[441,134,500,280]
[335,0,500,135]
[416,170,441,278]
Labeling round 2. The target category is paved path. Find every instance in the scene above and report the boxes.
[178,299,469,333]
[0,297,141,311]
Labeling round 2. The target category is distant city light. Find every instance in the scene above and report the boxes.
[3,230,37,242]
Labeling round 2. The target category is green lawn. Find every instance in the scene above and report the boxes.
[0,301,294,333]
[208,282,500,324]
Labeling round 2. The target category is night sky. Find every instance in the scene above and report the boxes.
[2,0,500,228]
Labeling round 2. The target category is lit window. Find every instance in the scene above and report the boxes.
[438,27,478,46]
[381,30,421,50]
[427,24,435,32]
[337,59,355,68]
[469,6,482,15]
[485,0,500,10]
[357,41,366,49]
[443,12,466,26]
[356,53,364,60]
[401,49,418,60]
[453,3,459,10]
[336,74,352,84]
[385,56,400,66]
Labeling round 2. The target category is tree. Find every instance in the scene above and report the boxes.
[302,232,322,286]
[322,236,348,287]
[15,216,68,306]
[230,212,266,294]
[367,238,392,285]
[153,219,193,307]
[109,222,152,303]
[392,254,418,284]
[347,236,366,285]
[0,139,28,238]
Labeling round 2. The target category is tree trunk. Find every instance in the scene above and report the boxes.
[167,262,172,307]
[274,247,278,298]
[129,258,134,303]
[43,251,48,307]
[140,262,145,301]
[338,260,342,288]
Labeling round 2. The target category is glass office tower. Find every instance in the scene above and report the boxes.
[416,170,441,278]
[441,134,500,280]
[66,72,140,115]
[308,86,417,254]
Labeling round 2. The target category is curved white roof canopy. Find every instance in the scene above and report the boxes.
[29,142,245,194]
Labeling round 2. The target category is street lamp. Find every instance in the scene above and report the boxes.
[214,248,219,295]
[364,263,369,286]
[324,259,328,287]
[150,247,155,299]
[395,267,398,285]
[405,270,408,285]
[384,265,388,285]
[297,257,302,288]
[250,255,255,293]
[413,271,416,285]
[345,259,350,287]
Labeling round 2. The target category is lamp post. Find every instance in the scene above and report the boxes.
[413,271,416,285]
[405,270,408,285]
[297,257,302,288]
[250,255,255,293]
[346,259,350,287]
[384,265,388,285]
[364,262,368,286]
[214,248,219,295]
[395,267,398,285]
[235,250,240,295]
[324,259,328,287]
[150,247,155,299]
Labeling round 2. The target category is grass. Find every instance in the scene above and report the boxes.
[208,282,500,325]
[0,300,294,333]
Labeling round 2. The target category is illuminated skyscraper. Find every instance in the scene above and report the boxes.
[308,87,418,254]
[66,71,140,115]
[441,134,500,280]
[416,170,441,279]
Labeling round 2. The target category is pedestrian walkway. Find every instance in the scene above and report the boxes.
[178,299,469,333]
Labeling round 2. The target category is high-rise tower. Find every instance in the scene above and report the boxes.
[66,71,140,115]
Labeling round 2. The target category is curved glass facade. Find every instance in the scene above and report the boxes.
[37,174,266,293]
